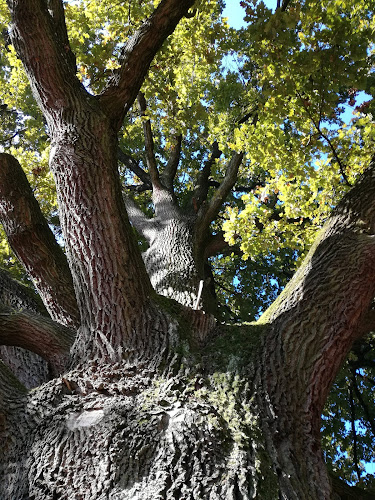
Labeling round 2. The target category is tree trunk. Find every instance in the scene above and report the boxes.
[2,1,375,498]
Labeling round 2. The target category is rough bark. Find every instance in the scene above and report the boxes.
[0,267,50,388]
[0,153,79,328]
[2,0,375,498]
[126,190,201,309]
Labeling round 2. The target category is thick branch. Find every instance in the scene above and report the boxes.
[0,154,79,328]
[161,134,182,192]
[0,306,74,374]
[47,0,76,73]
[123,195,155,242]
[330,475,375,500]
[118,148,151,187]
[8,0,84,116]
[196,152,243,238]
[137,92,161,187]
[258,156,375,424]
[99,0,195,128]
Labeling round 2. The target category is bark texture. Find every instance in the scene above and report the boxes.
[1,0,375,498]
[0,267,50,388]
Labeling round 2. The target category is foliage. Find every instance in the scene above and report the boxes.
[322,341,375,487]
[1,0,375,488]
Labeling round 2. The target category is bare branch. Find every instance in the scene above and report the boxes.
[161,134,182,192]
[196,152,243,237]
[296,90,352,187]
[137,92,161,187]
[0,154,79,328]
[118,147,151,187]
[0,306,74,374]
[99,0,195,128]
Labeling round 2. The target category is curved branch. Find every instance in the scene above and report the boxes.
[99,0,195,128]
[258,155,375,419]
[137,92,161,187]
[0,154,79,328]
[161,134,182,192]
[0,306,74,374]
[196,152,243,238]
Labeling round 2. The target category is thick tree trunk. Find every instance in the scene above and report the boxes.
[126,191,203,310]
[2,1,375,498]
[1,140,374,498]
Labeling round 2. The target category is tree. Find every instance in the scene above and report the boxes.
[1,0,375,498]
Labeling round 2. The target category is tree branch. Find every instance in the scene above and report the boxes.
[196,152,243,238]
[330,474,375,500]
[8,0,84,115]
[0,154,79,328]
[203,232,240,259]
[123,195,156,241]
[0,267,44,314]
[118,147,151,187]
[296,90,352,187]
[137,92,161,187]
[99,0,195,128]
[161,134,182,192]
[258,155,375,418]
[47,0,76,73]
[192,141,222,212]
[0,306,74,375]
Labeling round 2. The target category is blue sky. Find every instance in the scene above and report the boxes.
[223,0,277,28]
